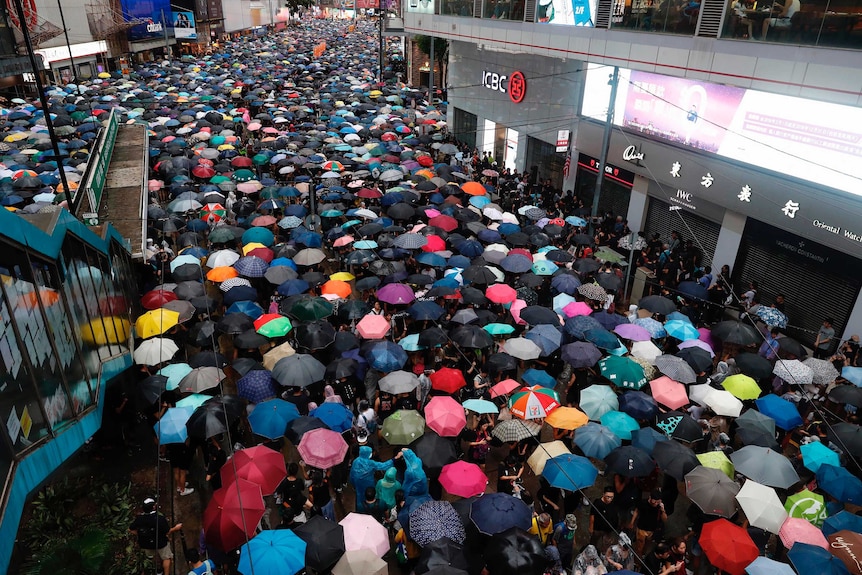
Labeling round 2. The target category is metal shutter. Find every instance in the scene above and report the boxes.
[524,0,537,22]
[595,0,613,28]
[695,0,725,37]
[732,220,862,350]
[644,197,720,263]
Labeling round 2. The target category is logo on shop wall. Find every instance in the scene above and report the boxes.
[6,0,38,30]
[481,70,527,104]
[622,144,645,165]
[508,71,526,103]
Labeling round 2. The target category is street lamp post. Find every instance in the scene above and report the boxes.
[589,66,619,236]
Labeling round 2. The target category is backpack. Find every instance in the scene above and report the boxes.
[361,413,378,433]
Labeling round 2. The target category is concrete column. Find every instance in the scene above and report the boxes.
[712,209,746,277]
[626,175,650,234]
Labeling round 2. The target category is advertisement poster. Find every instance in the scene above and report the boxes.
[537,0,597,26]
[121,0,172,41]
[172,11,197,39]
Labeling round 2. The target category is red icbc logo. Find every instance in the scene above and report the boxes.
[481,69,527,104]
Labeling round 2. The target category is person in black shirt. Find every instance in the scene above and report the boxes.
[643,541,680,575]
[589,485,619,544]
[130,498,183,575]
[630,489,668,555]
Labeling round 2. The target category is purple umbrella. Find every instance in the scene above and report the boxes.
[376,283,415,305]
[678,338,715,357]
[614,323,652,342]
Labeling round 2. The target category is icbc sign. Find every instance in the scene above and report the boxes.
[481,70,527,104]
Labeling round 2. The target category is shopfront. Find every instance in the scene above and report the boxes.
[446,41,581,179]
[574,153,635,219]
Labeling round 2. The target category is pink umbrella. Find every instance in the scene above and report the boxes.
[339,512,390,557]
[297,428,349,470]
[614,323,652,342]
[440,460,488,497]
[486,284,517,304]
[424,396,467,437]
[510,299,527,325]
[356,314,391,339]
[698,327,716,349]
[779,517,829,550]
[376,283,415,305]
[333,235,354,247]
[678,338,715,357]
[490,378,521,398]
[563,301,593,318]
[649,376,689,410]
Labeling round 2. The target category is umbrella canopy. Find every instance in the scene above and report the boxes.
[542,453,598,491]
[735,479,788,534]
[731,445,800,489]
[381,410,426,445]
[780,517,829,550]
[684,466,740,518]
[649,376,689,410]
[203,478,266,552]
[331,549,387,575]
[598,355,648,390]
[424,395,467,437]
[544,406,589,431]
[221,445,287,496]
[508,386,560,419]
[788,543,850,575]
[755,394,803,430]
[339,513,390,557]
[484,527,549,575]
[653,440,699,480]
[440,460,488,498]
[248,399,300,439]
[470,493,532,535]
[784,488,827,527]
[574,422,622,459]
[409,500,466,546]
[294,515,346,573]
[237,528,306,575]
[827,531,862,575]
[604,445,655,477]
[816,464,862,505]
[700,518,759,575]
[579,384,619,420]
[526,441,572,475]
[298,428,349,469]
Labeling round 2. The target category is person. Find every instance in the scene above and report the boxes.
[529,512,554,545]
[573,545,607,575]
[589,485,619,543]
[551,513,578,568]
[166,436,195,496]
[323,384,344,404]
[814,317,835,359]
[739,281,758,311]
[205,437,227,491]
[355,399,378,436]
[357,486,386,522]
[186,548,216,575]
[308,469,334,521]
[668,537,689,574]
[630,489,668,555]
[762,0,800,38]
[604,532,635,572]
[130,498,183,575]
[643,541,681,575]
[832,335,861,367]
[376,466,402,510]
[759,326,781,361]
[175,12,191,27]
[349,445,394,501]
[400,447,430,503]
[496,454,523,495]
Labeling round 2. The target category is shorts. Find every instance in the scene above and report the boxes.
[143,543,173,561]
[768,16,791,27]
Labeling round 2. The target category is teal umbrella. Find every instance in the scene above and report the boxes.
[483,323,515,336]
[574,422,622,459]
[599,410,640,440]
[598,355,648,390]
[580,384,619,420]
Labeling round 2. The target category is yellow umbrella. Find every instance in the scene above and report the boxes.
[217,144,235,151]
[545,406,589,430]
[527,440,571,475]
[242,242,267,255]
[80,317,131,346]
[697,451,735,479]
[97,72,111,79]
[135,308,180,339]
[330,272,355,282]
[4,132,28,142]
[722,374,761,400]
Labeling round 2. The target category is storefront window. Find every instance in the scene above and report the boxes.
[610,0,701,34]
[721,0,862,47]
[439,0,474,16]
[482,0,525,19]
[452,108,477,151]
[525,136,565,189]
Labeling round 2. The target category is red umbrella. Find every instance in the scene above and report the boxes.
[193,165,216,178]
[357,187,382,199]
[142,289,178,310]
[252,215,277,227]
[220,445,287,496]
[297,428,349,469]
[430,367,466,394]
[428,214,457,232]
[440,460,488,497]
[356,314,391,339]
[231,156,253,168]
[203,478,266,552]
[247,247,274,262]
[416,155,434,167]
[421,235,446,252]
[700,518,759,575]
[424,395,467,436]
[490,378,521,398]
[486,284,518,304]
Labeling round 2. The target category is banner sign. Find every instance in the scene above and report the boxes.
[172,11,197,39]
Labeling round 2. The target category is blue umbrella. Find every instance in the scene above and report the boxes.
[458,240,483,257]
[470,493,532,535]
[574,422,622,459]
[531,260,558,276]
[522,368,557,388]
[633,317,667,338]
[415,252,447,267]
[248,399,300,440]
[788,542,850,575]
[619,391,659,420]
[158,362,193,391]
[551,272,581,295]
[277,279,311,296]
[236,369,277,403]
[580,384,620,420]
[409,500,466,546]
[755,306,788,329]
[631,427,669,454]
[242,226,275,246]
[462,399,499,414]
[226,300,265,319]
[745,556,796,575]
[664,320,700,341]
[363,340,408,372]
[801,441,840,472]
[499,254,532,273]
[816,464,862,505]
[584,328,621,350]
[591,310,627,330]
[542,453,598,491]
[238,530,306,575]
[823,510,862,536]
[564,315,604,339]
[154,406,194,444]
[843,366,862,387]
[755,394,804,430]
[310,403,354,433]
[407,301,445,321]
[525,325,562,356]
[600,410,640,440]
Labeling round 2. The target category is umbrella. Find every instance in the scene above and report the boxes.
[604,446,655,477]
[221,445,287,496]
[310,403,355,433]
[722,374,762,400]
[526,441,571,475]
[735,479,788,534]
[599,410,640,440]
[484,527,547,575]
[285,416,330,446]
[804,357,840,386]
[331,549,386,575]
[731,445,800,489]
[379,370,420,395]
[598,356,648,390]
[579,384,619,420]
[828,422,862,458]
[356,314,390,339]
[409,500,466,546]
[700,518,759,575]
[470,493,532,535]
[755,306,788,328]
[440,461,488,498]
[542,453,598,491]
[785,489,828,527]
[424,395,467,437]
[638,295,677,315]
[544,406,589,431]
[755,394,803,430]
[430,367,467,394]
[828,531,862,575]
[508,386,560,420]
[654,354,698,383]
[463,398,499,415]
[411,432,459,473]
[745,557,796,575]
[823,511,862,537]
[154,407,194,444]
[339,513,390,557]
[844,367,862,387]
[415,538,469,575]
[491,419,542,443]
[294,515,346,573]
[676,346,714,373]
[298,428,348,469]
[655,411,703,442]
[665,319,700,341]
[788,543,850,575]
[574,422,622,459]
[816,464,862,505]
[614,323,652,342]
[712,321,761,346]
[381,410,426,445]
[649,376,689,410]
[631,427,669,454]
[134,338,179,365]
[618,391,658,420]
[781,518,829,550]
[684,466,740,518]
[735,353,774,380]
[248,399,300,439]
[652,440,699,480]
[773,359,814,385]
[502,337,542,360]
[272,354,325,387]
[135,308,180,339]
[203,478,266,552]
[801,441,840,472]
[237,529,305,575]
[364,340,408,372]
[697,450,735,478]
[178,366,226,393]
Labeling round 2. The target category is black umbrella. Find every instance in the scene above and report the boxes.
[460,286,489,306]
[677,280,709,301]
[411,432,458,474]
[188,351,228,368]
[231,357,264,378]
[217,312,254,335]
[174,280,205,300]
[597,273,622,292]
[355,276,381,291]
[296,320,336,350]
[139,375,168,405]
[777,336,808,359]
[419,326,450,348]
[604,445,656,477]
[415,538,469,575]
[235,329,269,349]
[638,295,677,316]
[486,353,517,374]
[462,265,497,286]
[657,411,704,443]
[325,358,358,381]
[203,395,247,419]
[734,353,774,379]
[573,258,601,274]
[735,426,779,449]
[338,300,370,321]
[484,527,547,575]
[829,384,862,407]
[449,325,494,349]
[190,295,218,314]
[186,405,229,440]
[711,321,761,346]
[285,416,330,444]
[676,347,714,373]
[652,439,699,480]
[333,331,359,353]
[189,320,217,347]
[294,515,346,573]
[172,263,202,282]
[519,305,560,326]
[828,422,862,458]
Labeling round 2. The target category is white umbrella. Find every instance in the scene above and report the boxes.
[702,388,744,417]
[773,359,814,386]
[133,338,179,366]
[631,340,662,363]
[527,440,571,475]
[502,337,542,360]
[736,479,788,534]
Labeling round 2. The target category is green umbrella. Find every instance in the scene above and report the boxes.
[784,489,827,527]
[233,168,256,182]
[209,228,236,243]
[256,316,293,338]
[483,323,515,336]
[210,174,230,184]
[598,355,648,390]
[288,297,333,321]
[697,451,735,479]
[381,410,425,445]
[253,153,270,165]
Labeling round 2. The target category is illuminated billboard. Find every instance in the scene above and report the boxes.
[537,0,598,26]
[582,65,862,195]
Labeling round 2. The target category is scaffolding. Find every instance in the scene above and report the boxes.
[85,0,149,39]
[9,14,63,47]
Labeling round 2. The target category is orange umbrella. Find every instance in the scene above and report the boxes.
[321,279,351,299]
[207,266,239,282]
[545,406,590,430]
[461,181,486,196]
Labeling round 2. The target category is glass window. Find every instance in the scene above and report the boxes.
[482,0,525,19]
[722,0,862,48]
[611,0,701,34]
[439,0,475,16]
